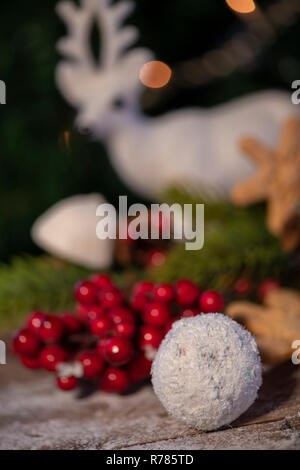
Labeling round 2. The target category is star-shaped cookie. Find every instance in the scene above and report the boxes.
[231,117,300,250]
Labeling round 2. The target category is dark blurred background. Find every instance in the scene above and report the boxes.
[0,0,299,261]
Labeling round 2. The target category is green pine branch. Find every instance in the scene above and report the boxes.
[0,256,92,333]
[152,186,292,289]
[0,256,144,333]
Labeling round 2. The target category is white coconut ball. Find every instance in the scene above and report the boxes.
[151,314,262,431]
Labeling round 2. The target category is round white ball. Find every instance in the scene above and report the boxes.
[151,314,262,431]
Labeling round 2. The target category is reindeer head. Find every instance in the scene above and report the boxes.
[56,0,153,135]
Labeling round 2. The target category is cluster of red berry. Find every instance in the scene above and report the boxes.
[12,275,225,394]
[234,277,280,300]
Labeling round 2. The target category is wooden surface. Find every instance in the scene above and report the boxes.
[1,354,300,450]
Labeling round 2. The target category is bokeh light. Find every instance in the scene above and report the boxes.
[139,61,172,89]
[58,130,71,153]
[226,0,256,14]
[63,130,70,151]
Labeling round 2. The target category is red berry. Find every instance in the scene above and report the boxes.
[13,329,41,357]
[258,279,280,302]
[234,278,252,297]
[20,355,40,369]
[78,351,104,378]
[104,337,133,366]
[100,367,129,393]
[146,249,167,269]
[143,301,172,327]
[108,307,134,325]
[153,283,174,302]
[74,280,98,304]
[139,325,164,350]
[113,321,135,339]
[164,317,180,334]
[90,316,113,338]
[175,279,200,306]
[133,281,154,297]
[39,315,65,343]
[26,311,46,333]
[56,376,78,391]
[199,290,224,313]
[77,304,105,323]
[61,313,82,333]
[90,273,112,289]
[40,345,67,372]
[130,294,148,311]
[180,307,201,318]
[96,338,109,361]
[99,287,123,309]
[128,353,152,383]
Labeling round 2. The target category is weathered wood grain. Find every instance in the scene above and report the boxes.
[0,355,299,450]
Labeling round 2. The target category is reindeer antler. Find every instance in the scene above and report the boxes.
[99,0,138,67]
[56,0,153,128]
[56,0,138,68]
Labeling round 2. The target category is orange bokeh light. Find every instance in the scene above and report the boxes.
[226,0,256,14]
[139,61,172,89]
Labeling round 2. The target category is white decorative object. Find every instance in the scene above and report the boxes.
[151,314,262,431]
[56,361,84,378]
[56,0,298,200]
[31,193,114,269]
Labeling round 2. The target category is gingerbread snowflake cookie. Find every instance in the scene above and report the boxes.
[231,117,300,250]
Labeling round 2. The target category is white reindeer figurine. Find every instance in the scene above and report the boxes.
[56,0,298,200]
